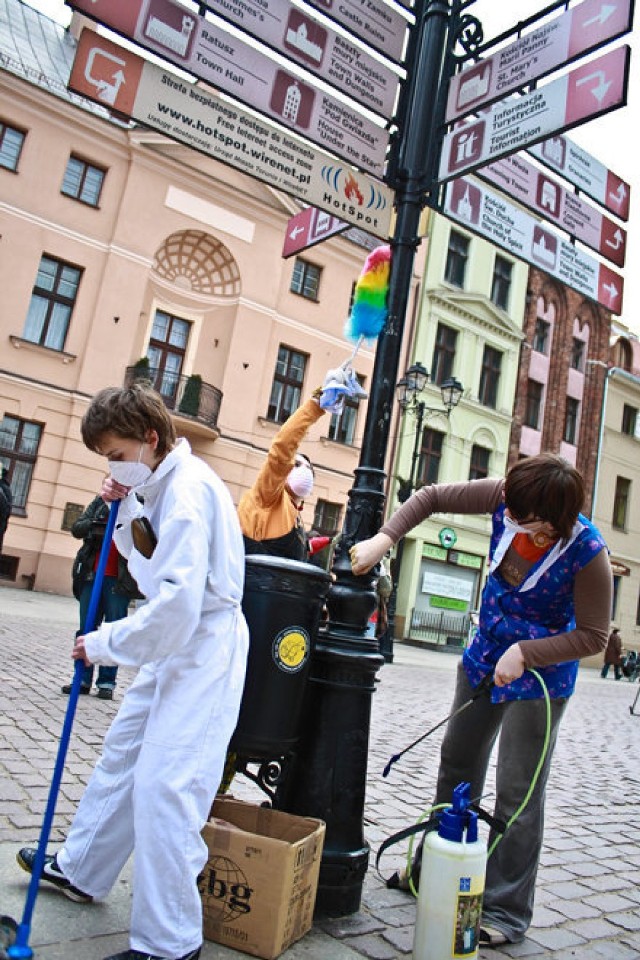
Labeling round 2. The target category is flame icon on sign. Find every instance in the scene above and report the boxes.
[321,165,387,211]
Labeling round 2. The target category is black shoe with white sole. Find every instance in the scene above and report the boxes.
[16,848,92,903]
[103,948,202,960]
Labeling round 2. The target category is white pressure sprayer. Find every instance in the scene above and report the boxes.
[413,782,487,960]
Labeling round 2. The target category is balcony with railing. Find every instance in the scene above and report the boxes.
[124,365,222,436]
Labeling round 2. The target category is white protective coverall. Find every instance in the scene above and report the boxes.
[57,439,249,958]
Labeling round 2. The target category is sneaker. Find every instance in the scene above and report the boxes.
[16,848,92,903]
[61,683,90,695]
[103,948,201,960]
[97,687,114,700]
[0,915,17,960]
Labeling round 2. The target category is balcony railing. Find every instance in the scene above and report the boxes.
[124,366,222,432]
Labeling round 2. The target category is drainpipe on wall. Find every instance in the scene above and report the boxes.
[590,364,617,518]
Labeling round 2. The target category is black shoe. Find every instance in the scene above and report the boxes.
[16,848,92,903]
[103,948,201,960]
[61,683,91,695]
[97,687,114,700]
[0,915,17,959]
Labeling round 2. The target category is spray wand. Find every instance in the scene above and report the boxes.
[9,501,120,959]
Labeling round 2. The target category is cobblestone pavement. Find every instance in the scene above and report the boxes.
[0,588,639,959]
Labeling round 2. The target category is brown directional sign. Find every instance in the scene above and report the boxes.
[476,154,627,267]
[446,0,634,122]
[302,0,409,64]
[67,30,393,237]
[439,45,630,183]
[282,206,348,257]
[529,133,631,220]
[444,176,624,314]
[66,0,389,178]
[199,0,401,119]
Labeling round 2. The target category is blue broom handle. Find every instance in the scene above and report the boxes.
[10,500,121,958]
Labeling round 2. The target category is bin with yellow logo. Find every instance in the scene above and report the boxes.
[230,555,331,760]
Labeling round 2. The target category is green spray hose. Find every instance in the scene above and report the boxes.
[406,668,551,897]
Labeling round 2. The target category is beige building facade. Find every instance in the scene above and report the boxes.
[1,3,425,594]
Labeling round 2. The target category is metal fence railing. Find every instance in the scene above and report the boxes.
[408,608,472,648]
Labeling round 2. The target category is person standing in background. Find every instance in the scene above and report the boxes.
[0,467,12,555]
[65,495,141,700]
[601,626,623,680]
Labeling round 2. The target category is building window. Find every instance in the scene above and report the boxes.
[146,310,191,407]
[290,258,321,300]
[571,338,585,372]
[612,476,630,530]
[313,499,342,537]
[61,155,106,207]
[444,230,469,288]
[0,415,42,514]
[479,346,502,409]
[431,323,458,385]
[22,255,82,351]
[491,255,512,310]
[533,318,550,354]
[563,397,579,445]
[267,345,308,423]
[328,375,364,445]
[469,444,490,480]
[417,429,444,487]
[622,404,637,437]
[524,380,543,430]
[0,121,26,171]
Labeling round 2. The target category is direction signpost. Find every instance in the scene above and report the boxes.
[67,0,390,176]
[445,175,624,313]
[67,31,393,236]
[439,44,630,182]
[476,153,627,266]
[282,206,348,257]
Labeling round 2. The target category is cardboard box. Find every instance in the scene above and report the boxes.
[199,797,326,960]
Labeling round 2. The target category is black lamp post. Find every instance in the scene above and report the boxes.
[275,0,482,918]
[378,368,463,660]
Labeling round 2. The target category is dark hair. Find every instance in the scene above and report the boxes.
[295,452,315,477]
[82,384,176,456]
[504,454,584,540]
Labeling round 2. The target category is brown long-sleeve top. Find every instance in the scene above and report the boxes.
[237,397,325,543]
[381,477,611,669]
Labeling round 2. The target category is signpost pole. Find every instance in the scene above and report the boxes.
[275,0,466,917]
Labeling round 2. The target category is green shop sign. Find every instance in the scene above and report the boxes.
[430,596,467,611]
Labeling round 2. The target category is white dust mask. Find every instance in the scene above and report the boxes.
[504,515,537,536]
[108,443,153,489]
[287,464,314,500]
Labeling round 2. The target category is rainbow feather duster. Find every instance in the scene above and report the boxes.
[344,244,391,342]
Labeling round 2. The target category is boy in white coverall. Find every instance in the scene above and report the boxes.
[17,383,249,960]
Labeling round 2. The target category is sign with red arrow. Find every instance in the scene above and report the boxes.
[529,133,630,220]
[446,0,634,122]
[67,31,393,236]
[66,0,389,178]
[282,206,348,257]
[444,176,624,314]
[476,153,627,267]
[439,45,630,183]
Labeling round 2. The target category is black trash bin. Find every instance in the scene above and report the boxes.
[230,554,331,760]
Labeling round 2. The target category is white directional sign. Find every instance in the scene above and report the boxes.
[444,176,624,314]
[529,133,630,220]
[68,31,393,236]
[200,0,401,119]
[303,0,409,64]
[67,0,389,178]
[476,154,627,267]
[282,206,348,257]
[439,45,630,184]
[446,0,634,122]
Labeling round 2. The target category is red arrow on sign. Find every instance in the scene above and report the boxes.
[282,207,348,258]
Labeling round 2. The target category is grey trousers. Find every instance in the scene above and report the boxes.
[433,662,568,942]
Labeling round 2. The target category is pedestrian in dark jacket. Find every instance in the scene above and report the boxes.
[65,495,141,699]
[0,467,13,555]
[601,626,623,680]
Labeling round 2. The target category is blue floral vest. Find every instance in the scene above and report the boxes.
[463,504,607,703]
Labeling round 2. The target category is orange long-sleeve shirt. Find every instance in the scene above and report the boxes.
[237,398,325,543]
